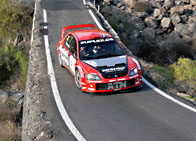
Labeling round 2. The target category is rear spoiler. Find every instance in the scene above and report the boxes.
[61,24,96,38]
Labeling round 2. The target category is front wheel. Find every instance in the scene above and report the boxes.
[75,69,81,89]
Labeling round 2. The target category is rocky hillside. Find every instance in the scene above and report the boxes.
[102,0,196,65]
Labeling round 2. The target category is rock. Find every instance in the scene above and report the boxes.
[143,71,152,79]
[156,35,164,42]
[144,17,158,28]
[190,0,196,5]
[112,0,120,5]
[182,0,190,3]
[104,0,111,4]
[160,7,167,15]
[157,15,163,20]
[188,22,196,33]
[116,2,123,8]
[142,27,156,39]
[153,8,161,18]
[181,15,188,23]
[168,31,181,40]
[0,90,8,104]
[129,29,141,38]
[175,0,184,5]
[135,11,149,18]
[9,91,24,102]
[161,17,171,28]
[170,6,184,15]
[120,5,126,10]
[135,22,145,31]
[171,14,181,25]
[164,0,174,8]
[156,28,164,35]
[151,1,162,8]
[175,23,189,35]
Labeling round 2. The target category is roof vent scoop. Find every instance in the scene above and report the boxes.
[90,33,106,39]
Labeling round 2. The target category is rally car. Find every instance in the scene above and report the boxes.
[57,24,143,93]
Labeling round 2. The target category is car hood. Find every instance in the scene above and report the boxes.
[82,55,128,78]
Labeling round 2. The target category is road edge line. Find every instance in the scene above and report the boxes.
[43,9,87,141]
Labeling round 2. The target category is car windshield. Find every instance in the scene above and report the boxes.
[79,37,126,60]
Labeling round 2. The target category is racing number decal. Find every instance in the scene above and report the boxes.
[70,55,76,75]
[59,45,69,66]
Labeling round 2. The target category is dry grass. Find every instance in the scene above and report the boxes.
[0,99,21,141]
[0,120,21,141]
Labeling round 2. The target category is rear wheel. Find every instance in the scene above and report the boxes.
[75,69,81,89]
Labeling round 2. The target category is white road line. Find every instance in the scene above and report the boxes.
[84,0,196,113]
[83,0,86,5]
[43,9,87,141]
[88,9,105,31]
[143,78,196,113]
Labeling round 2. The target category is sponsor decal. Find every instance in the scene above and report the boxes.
[107,81,127,90]
[80,37,114,44]
[102,66,125,73]
[85,61,98,67]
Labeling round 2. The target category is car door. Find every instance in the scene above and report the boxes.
[58,34,71,68]
[68,35,77,75]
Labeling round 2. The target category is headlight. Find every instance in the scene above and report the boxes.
[129,68,138,76]
[85,74,101,80]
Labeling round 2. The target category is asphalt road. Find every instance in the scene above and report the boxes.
[40,0,196,140]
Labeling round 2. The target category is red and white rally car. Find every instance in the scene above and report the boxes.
[57,24,143,93]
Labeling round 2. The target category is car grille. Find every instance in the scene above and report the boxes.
[102,72,128,79]
[96,78,135,90]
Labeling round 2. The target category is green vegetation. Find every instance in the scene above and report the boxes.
[153,58,196,97]
[0,0,33,89]
[0,0,33,140]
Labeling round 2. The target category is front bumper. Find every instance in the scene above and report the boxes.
[81,74,142,93]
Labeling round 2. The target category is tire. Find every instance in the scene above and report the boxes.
[75,69,81,89]
[58,52,63,67]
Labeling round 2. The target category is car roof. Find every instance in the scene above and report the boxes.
[71,29,113,41]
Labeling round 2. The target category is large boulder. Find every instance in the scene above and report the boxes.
[144,17,158,28]
[175,23,190,35]
[153,8,161,18]
[171,14,181,25]
[161,17,171,28]
[170,6,185,15]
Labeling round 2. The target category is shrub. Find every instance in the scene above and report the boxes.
[0,43,28,88]
[152,64,174,89]
[0,0,33,39]
[0,0,32,88]
[152,58,196,96]
[170,58,196,96]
